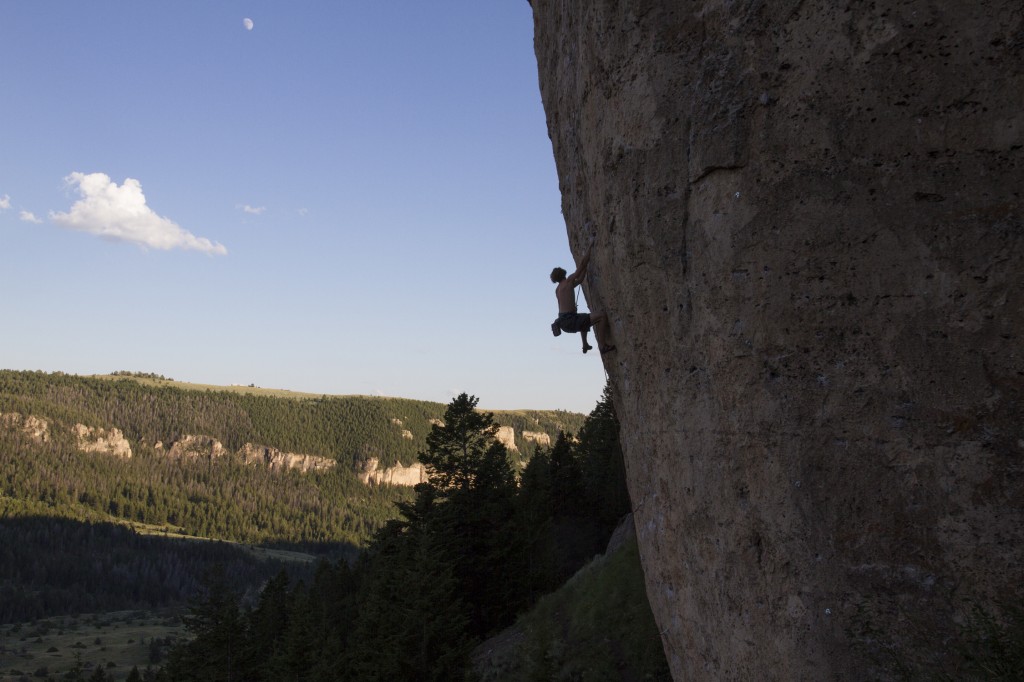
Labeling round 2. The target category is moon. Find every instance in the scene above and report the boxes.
[243,17,254,31]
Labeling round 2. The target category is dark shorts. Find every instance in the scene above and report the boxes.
[558,311,592,334]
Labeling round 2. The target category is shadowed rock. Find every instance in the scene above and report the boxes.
[531,1,1023,679]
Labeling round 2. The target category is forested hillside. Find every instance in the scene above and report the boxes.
[0,370,585,626]
[0,517,311,624]
[0,370,583,467]
[162,385,655,681]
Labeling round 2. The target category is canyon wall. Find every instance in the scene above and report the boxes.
[532,1,1023,679]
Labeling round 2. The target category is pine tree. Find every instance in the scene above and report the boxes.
[272,580,316,681]
[517,445,557,597]
[165,564,250,682]
[417,394,524,637]
[247,570,290,676]
[419,393,498,493]
[549,431,585,518]
[576,382,630,527]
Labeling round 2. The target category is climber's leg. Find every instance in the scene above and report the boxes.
[581,327,593,353]
[590,312,615,354]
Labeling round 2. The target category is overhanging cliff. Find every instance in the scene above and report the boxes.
[532,1,1023,679]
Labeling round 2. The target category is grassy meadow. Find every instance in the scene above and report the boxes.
[0,610,185,680]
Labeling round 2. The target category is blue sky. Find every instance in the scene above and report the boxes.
[0,2,606,414]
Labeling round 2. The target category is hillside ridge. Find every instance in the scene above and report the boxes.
[0,369,584,472]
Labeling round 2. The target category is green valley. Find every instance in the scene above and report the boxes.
[0,370,670,681]
[0,370,583,620]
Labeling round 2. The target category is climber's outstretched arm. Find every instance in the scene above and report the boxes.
[568,243,593,286]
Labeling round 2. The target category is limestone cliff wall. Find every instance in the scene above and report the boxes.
[73,424,132,459]
[0,412,49,444]
[238,443,336,473]
[358,457,427,486]
[532,1,1023,679]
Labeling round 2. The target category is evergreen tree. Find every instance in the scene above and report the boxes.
[517,446,556,598]
[417,394,524,636]
[247,570,290,678]
[419,393,498,493]
[445,440,525,635]
[345,392,523,678]
[514,380,633,594]
[271,580,316,681]
[345,522,421,681]
[165,565,250,682]
[576,382,631,527]
[549,431,585,518]
[308,560,360,682]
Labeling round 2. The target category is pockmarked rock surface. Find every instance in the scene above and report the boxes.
[532,1,1023,679]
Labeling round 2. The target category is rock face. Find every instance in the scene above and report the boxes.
[0,412,50,444]
[164,436,336,473]
[73,424,132,459]
[522,430,551,448]
[495,425,518,451]
[532,2,1023,680]
[166,435,227,461]
[237,443,336,473]
[358,457,427,486]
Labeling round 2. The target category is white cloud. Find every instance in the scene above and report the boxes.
[0,194,10,210]
[19,210,42,224]
[297,207,309,217]
[50,172,227,255]
[243,17,254,31]
[238,204,266,215]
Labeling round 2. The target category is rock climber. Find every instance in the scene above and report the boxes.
[550,240,615,355]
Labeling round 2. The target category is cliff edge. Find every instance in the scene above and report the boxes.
[531,1,1023,679]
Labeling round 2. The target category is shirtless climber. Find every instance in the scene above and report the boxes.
[551,241,615,355]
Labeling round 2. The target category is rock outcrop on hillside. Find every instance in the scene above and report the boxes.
[73,424,132,459]
[495,425,518,452]
[532,2,1023,680]
[358,457,427,486]
[522,430,551,448]
[163,436,336,473]
[166,435,227,461]
[0,412,50,444]
[238,443,336,473]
